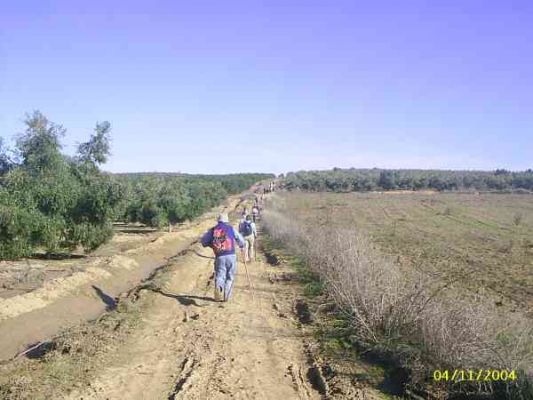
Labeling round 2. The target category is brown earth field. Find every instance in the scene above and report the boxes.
[279,191,533,313]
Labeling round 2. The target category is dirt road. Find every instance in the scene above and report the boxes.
[1,190,376,399]
[0,197,242,361]
[65,235,323,399]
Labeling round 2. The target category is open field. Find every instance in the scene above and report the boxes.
[262,191,533,398]
[279,192,533,311]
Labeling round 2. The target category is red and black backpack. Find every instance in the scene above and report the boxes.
[211,223,235,255]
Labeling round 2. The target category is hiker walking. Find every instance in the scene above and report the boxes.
[252,204,260,223]
[201,213,245,302]
[239,214,257,262]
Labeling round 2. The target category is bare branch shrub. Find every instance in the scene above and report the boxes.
[262,197,533,393]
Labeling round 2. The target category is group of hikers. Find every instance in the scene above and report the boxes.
[263,181,276,194]
[241,202,261,223]
[200,194,263,302]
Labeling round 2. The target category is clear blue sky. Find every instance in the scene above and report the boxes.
[1,1,531,174]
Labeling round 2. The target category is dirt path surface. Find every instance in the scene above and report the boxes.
[0,197,243,361]
[65,236,322,400]
[1,191,380,399]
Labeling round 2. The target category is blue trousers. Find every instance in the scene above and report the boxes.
[214,254,238,301]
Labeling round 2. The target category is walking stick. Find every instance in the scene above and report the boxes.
[241,250,255,300]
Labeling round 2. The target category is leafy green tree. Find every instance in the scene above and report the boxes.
[0,138,13,176]
[16,111,65,174]
[77,121,111,166]
[0,112,271,259]
[378,170,397,190]
[0,112,122,259]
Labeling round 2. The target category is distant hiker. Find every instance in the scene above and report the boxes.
[241,206,248,218]
[201,213,245,302]
[239,214,257,262]
[252,205,260,222]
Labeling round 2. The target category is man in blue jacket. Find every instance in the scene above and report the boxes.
[201,213,245,302]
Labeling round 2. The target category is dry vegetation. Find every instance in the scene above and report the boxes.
[0,297,142,399]
[262,192,533,399]
[280,192,533,310]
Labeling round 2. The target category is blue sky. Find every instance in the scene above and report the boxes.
[1,1,531,174]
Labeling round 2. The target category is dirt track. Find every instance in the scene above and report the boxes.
[1,192,377,399]
[0,197,242,361]
[64,235,326,399]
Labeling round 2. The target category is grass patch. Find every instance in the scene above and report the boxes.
[262,236,324,297]
[304,280,325,297]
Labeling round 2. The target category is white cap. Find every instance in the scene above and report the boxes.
[217,213,229,223]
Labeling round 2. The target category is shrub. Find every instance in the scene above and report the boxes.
[262,196,533,397]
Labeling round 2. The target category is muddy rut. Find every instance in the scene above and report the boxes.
[65,233,321,399]
[0,197,244,361]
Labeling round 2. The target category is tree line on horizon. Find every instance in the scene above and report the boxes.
[281,167,533,193]
[0,111,272,259]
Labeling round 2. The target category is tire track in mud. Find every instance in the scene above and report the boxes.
[168,356,198,399]
[65,246,215,400]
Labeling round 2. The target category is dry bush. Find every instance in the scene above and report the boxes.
[262,197,533,396]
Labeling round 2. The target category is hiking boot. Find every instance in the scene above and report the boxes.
[214,286,224,302]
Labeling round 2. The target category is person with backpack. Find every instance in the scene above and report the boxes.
[239,214,257,262]
[201,213,245,302]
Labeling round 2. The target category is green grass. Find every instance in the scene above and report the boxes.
[262,236,325,297]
